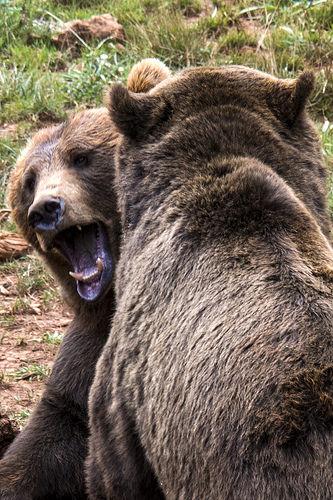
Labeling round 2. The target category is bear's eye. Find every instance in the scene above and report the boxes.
[73,154,89,168]
[24,173,36,194]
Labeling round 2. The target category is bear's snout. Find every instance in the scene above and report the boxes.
[28,196,65,231]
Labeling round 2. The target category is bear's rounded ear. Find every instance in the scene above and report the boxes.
[108,84,168,140]
[267,71,315,126]
[127,58,171,93]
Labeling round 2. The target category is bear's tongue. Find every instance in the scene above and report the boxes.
[54,223,112,302]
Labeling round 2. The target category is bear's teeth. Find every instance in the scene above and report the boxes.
[36,233,48,252]
[96,257,104,272]
[77,225,82,231]
[82,271,99,282]
[69,263,103,283]
[69,270,84,281]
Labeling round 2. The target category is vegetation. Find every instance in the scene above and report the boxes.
[42,331,64,345]
[0,1,332,210]
[8,363,50,382]
[13,409,31,428]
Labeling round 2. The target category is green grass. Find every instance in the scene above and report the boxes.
[42,331,64,345]
[13,409,31,428]
[0,314,16,329]
[0,137,22,208]
[0,254,55,294]
[0,254,59,317]
[9,364,50,381]
[10,297,34,314]
[16,256,55,295]
[0,1,332,118]
[0,0,332,207]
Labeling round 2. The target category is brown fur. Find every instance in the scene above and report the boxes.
[87,63,333,499]
[8,109,120,310]
[126,58,171,93]
[0,59,162,500]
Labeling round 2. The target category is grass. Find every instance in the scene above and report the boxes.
[9,364,50,382]
[16,256,55,296]
[0,314,16,329]
[42,331,64,345]
[13,409,31,428]
[10,297,34,314]
[0,1,332,207]
[0,1,332,121]
[0,254,56,295]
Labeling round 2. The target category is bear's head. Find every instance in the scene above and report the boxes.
[9,109,119,307]
[8,58,171,309]
[108,63,330,239]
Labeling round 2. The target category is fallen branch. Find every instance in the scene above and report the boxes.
[0,232,30,261]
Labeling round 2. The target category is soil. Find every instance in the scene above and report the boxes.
[0,260,73,426]
[0,124,18,139]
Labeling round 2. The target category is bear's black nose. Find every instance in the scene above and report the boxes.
[28,197,65,231]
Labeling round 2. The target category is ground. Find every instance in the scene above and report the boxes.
[0,237,72,426]
[0,0,332,429]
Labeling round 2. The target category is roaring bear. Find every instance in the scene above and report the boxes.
[0,59,170,500]
[87,63,333,499]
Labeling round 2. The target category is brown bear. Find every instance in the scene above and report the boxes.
[0,59,170,500]
[87,63,333,499]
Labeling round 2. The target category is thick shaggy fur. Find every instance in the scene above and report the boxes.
[0,60,164,500]
[88,64,333,499]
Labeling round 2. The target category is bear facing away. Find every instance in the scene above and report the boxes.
[0,59,170,500]
[87,63,333,499]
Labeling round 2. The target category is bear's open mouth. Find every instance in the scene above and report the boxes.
[53,222,113,302]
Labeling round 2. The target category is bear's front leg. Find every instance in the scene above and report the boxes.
[0,394,88,500]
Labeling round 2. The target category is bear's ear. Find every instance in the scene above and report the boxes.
[108,84,169,140]
[267,71,315,126]
[127,58,171,93]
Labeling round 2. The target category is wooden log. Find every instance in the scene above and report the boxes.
[0,232,30,260]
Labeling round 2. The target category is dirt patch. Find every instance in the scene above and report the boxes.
[0,124,18,139]
[184,0,215,24]
[0,256,73,427]
[52,14,125,54]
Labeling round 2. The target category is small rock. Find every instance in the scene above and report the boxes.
[52,14,125,52]
[0,284,10,296]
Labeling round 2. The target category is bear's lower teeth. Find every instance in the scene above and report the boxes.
[69,257,104,283]
[96,257,103,272]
